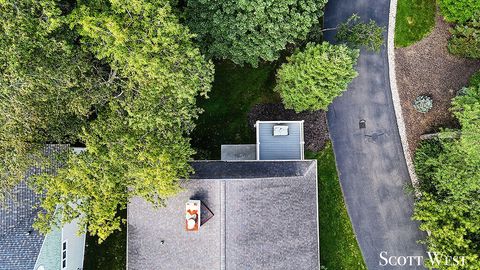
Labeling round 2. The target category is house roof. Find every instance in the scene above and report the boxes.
[0,180,44,270]
[127,160,319,270]
[0,145,67,270]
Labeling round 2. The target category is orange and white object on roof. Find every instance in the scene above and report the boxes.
[185,200,201,232]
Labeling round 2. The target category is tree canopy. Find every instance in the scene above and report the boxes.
[1,0,213,241]
[413,75,480,269]
[186,0,327,66]
[274,42,359,112]
[31,0,213,241]
[0,0,114,201]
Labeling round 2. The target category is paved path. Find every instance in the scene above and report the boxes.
[323,0,427,269]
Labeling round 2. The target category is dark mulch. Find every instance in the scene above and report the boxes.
[248,103,329,152]
[395,13,480,153]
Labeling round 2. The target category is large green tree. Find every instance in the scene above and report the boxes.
[186,0,327,66]
[274,42,359,112]
[0,0,114,201]
[31,0,214,241]
[413,76,480,269]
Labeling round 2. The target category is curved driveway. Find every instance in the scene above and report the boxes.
[324,0,426,269]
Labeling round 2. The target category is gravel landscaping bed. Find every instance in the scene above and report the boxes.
[248,103,329,152]
[395,13,480,153]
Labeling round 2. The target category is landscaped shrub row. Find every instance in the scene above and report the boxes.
[413,72,480,269]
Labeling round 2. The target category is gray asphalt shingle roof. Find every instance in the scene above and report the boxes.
[0,145,66,270]
[0,180,43,270]
[128,160,319,270]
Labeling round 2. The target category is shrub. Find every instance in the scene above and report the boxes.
[414,139,444,193]
[413,95,433,113]
[438,0,480,23]
[274,42,359,112]
[448,15,480,59]
[468,70,480,86]
[413,73,480,269]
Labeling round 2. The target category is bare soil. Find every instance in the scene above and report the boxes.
[248,103,329,152]
[395,13,480,153]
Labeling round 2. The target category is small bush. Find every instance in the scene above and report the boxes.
[457,86,469,96]
[468,70,480,86]
[414,139,444,193]
[448,15,480,59]
[439,0,480,23]
[413,95,433,113]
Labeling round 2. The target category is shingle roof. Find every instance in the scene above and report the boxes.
[0,145,67,270]
[127,160,319,270]
[0,180,43,270]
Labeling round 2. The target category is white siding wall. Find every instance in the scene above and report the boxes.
[61,219,86,270]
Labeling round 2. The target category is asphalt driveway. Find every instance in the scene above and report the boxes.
[323,0,427,269]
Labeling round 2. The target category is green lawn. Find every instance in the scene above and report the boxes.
[307,143,367,270]
[191,61,279,159]
[395,0,436,47]
[83,211,126,269]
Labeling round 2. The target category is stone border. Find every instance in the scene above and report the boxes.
[387,0,421,196]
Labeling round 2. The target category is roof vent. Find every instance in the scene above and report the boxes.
[273,125,289,136]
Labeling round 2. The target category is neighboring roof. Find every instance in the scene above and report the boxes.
[127,160,319,270]
[256,121,305,160]
[0,180,43,270]
[33,226,61,270]
[0,145,67,270]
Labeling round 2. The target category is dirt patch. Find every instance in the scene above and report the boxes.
[395,13,480,153]
[248,103,329,152]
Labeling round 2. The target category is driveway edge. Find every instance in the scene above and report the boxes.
[387,0,420,195]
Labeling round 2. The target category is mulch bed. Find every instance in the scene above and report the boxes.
[248,103,329,152]
[395,13,480,153]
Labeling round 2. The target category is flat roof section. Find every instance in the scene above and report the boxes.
[220,144,256,160]
[256,121,304,160]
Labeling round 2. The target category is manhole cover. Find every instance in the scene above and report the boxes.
[359,119,366,129]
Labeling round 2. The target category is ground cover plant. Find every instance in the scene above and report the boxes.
[394,0,436,47]
[307,143,367,270]
[413,95,433,113]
